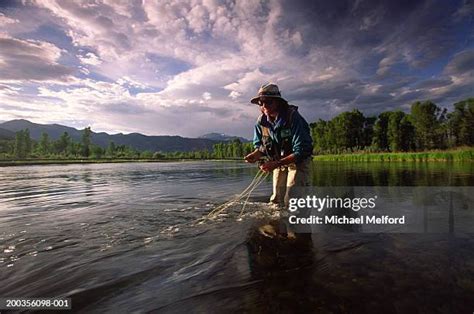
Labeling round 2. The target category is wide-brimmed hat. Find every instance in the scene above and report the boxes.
[250,83,288,105]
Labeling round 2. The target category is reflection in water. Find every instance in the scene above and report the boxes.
[0,161,473,312]
[246,219,315,313]
[312,161,474,186]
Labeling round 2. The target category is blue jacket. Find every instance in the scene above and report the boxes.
[253,105,313,163]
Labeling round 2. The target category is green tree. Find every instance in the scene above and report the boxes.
[68,142,81,157]
[38,132,51,156]
[0,139,13,158]
[311,119,330,153]
[332,109,365,149]
[388,111,406,152]
[372,112,391,151]
[14,130,25,159]
[81,127,92,157]
[400,115,415,151]
[362,116,376,147]
[410,101,443,150]
[13,129,32,159]
[213,143,223,159]
[56,132,71,156]
[141,150,153,158]
[153,152,165,159]
[243,142,254,156]
[448,98,474,146]
[24,129,32,157]
[231,139,243,157]
[224,142,232,158]
[90,144,104,159]
[106,141,116,157]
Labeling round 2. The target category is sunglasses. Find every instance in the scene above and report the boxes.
[258,98,275,106]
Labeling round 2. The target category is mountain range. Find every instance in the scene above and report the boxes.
[0,119,250,152]
[0,127,15,140]
[199,133,249,143]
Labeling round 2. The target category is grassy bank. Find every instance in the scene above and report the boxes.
[3,148,473,166]
[313,147,474,162]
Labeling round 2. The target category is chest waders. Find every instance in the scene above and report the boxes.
[259,107,296,161]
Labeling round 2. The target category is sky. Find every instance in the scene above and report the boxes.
[0,0,473,138]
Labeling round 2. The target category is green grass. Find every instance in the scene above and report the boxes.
[313,147,474,162]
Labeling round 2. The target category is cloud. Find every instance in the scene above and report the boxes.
[202,92,212,100]
[453,0,474,19]
[0,34,74,82]
[116,76,148,90]
[0,12,19,26]
[228,90,241,100]
[365,0,463,75]
[444,49,474,75]
[0,103,42,112]
[78,52,102,66]
[100,102,152,115]
[0,83,21,95]
[414,78,453,89]
[0,0,472,138]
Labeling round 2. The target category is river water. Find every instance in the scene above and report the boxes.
[1,161,473,313]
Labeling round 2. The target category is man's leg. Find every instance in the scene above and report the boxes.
[284,158,312,236]
[259,166,287,238]
[269,165,288,207]
[285,158,312,205]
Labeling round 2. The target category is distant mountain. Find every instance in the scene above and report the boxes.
[0,119,219,152]
[199,132,250,142]
[0,127,15,140]
[1,119,84,141]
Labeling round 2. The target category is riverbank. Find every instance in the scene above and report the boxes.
[0,158,243,167]
[0,158,162,167]
[313,147,474,162]
[2,148,473,166]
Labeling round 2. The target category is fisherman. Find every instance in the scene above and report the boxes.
[244,83,313,211]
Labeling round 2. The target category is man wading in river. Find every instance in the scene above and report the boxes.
[244,83,313,237]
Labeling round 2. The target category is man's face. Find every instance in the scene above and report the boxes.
[258,97,278,117]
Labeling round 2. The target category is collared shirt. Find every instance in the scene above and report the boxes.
[253,105,313,163]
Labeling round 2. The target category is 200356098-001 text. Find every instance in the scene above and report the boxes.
[0,297,71,310]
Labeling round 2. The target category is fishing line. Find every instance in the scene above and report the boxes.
[206,169,265,219]
[237,171,269,219]
[158,166,271,238]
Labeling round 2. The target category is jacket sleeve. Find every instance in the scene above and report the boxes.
[290,112,313,163]
[253,123,265,153]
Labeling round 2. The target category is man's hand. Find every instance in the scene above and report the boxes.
[244,150,263,163]
[259,160,280,172]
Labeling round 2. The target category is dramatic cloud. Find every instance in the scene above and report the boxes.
[444,49,474,75]
[0,34,74,81]
[0,0,472,137]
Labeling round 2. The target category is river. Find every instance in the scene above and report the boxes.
[1,161,473,313]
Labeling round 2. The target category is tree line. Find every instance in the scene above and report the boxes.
[1,98,472,160]
[0,128,254,160]
[311,98,473,154]
[0,127,147,160]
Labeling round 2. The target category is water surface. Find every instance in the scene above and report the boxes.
[1,161,473,313]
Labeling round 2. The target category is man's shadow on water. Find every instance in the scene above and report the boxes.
[244,217,350,313]
[244,188,365,312]
[245,218,314,312]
